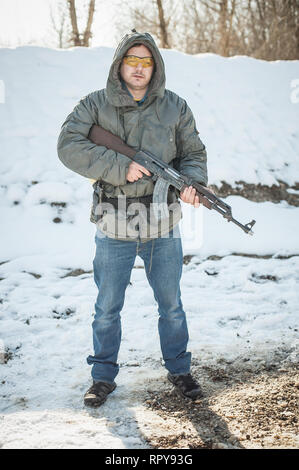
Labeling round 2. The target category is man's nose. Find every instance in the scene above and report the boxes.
[136,62,143,73]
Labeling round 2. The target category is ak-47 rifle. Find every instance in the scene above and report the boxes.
[88,125,256,235]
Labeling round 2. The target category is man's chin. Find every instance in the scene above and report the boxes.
[131,78,146,85]
[127,82,148,91]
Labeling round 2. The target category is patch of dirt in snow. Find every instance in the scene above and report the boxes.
[138,359,298,449]
[210,181,299,207]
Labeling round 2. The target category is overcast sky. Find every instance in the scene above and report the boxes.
[0,0,123,48]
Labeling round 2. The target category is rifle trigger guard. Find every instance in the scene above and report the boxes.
[152,177,170,221]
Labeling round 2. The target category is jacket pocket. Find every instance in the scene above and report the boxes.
[90,180,104,224]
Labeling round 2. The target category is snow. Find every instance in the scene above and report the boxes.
[0,46,298,449]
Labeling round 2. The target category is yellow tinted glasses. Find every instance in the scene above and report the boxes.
[123,55,154,68]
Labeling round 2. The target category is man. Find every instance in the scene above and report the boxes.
[57,31,208,407]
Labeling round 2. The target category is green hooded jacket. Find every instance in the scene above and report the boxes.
[57,31,208,241]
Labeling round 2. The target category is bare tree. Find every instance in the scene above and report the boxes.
[245,0,299,60]
[83,0,96,46]
[156,0,170,48]
[181,0,299,59]
[219,0,237,56]
[67,0,96,47]
[192,0,238,56]
[50,0,97,48]
[50,1,69,48]
[68,0,81,46]
[117,0,180,49]
[115,0,299,60]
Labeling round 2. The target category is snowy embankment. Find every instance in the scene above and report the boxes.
[0,47,298,449]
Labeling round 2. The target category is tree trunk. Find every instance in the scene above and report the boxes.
[156,0,170,48]
[83,0,96,47]
[67,0,81,46]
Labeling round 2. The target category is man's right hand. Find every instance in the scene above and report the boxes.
[126,161,151,182]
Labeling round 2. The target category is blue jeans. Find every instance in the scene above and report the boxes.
[86,227,191,383]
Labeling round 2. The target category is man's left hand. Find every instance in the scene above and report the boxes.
[180,186,200,208]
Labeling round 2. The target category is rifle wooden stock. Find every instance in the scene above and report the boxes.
[88,125,137,159]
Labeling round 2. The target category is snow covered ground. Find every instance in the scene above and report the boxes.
[0,46,298,449]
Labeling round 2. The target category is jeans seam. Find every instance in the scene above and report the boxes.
[148,239,155,273]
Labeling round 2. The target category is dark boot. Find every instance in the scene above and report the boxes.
[167,373,204,399]
[84,381,116,407]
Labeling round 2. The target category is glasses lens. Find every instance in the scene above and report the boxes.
[142,58,154,67]
[124,56,153,68]
[124,56,139,67]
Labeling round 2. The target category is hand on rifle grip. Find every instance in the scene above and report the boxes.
[180,186,201,208]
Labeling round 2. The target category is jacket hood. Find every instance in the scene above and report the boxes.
[106,31,165,107]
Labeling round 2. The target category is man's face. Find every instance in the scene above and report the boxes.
[120,45,154,92]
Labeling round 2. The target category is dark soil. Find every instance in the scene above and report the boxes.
[142,361,298,449]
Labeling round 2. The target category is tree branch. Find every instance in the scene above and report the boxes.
[83,0,96,47]
[67,0,81,46]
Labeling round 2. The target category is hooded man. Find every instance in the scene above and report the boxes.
[57,31,208,407]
